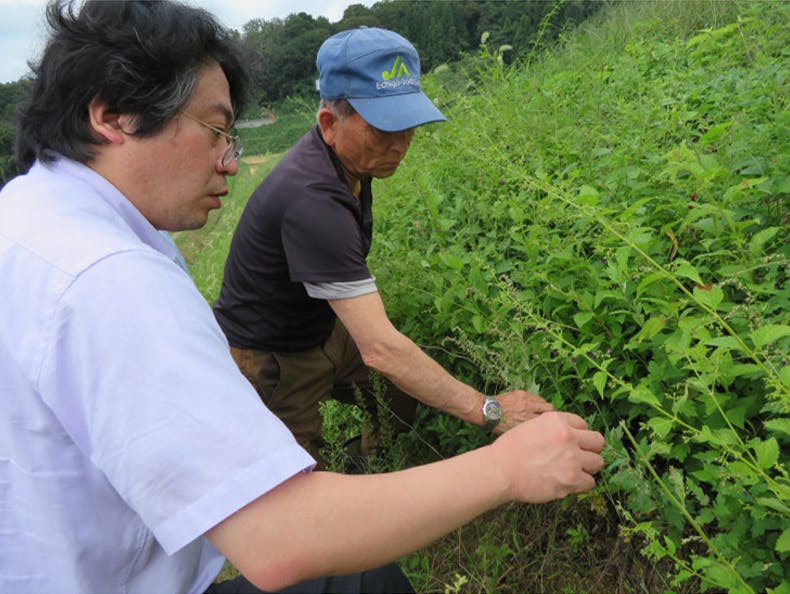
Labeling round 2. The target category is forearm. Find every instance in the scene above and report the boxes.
[208,446,507,590]
[369,332,485,425]
[208,412,606,591]
[329,293,552,429]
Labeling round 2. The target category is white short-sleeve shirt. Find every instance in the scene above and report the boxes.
[0,158,315,594]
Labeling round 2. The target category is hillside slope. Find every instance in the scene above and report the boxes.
[370,0,788,591]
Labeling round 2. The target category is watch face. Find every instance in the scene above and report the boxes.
[484,398,502,423]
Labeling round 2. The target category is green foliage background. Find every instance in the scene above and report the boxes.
[179,1,790,592]
[238,0,599,109]
[1,0,785,591]
[369,1,789,591]
[180,1,788,591]
[0,1,597,187]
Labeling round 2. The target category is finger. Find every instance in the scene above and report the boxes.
[570,472,597,494]
[576,429,605,453]
[530,399,555,412]
[552,411,588,430]
[580,450,605,475]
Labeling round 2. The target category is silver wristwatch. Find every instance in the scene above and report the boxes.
[482,395,503,431]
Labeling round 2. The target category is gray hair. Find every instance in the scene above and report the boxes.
[317,98,356,123]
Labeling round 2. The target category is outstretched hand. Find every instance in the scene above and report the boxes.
[490,411,605,503]
[492,389,554,432]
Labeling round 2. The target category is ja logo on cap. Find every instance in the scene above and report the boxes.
[381,56,411,80]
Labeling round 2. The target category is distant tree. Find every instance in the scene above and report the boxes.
[337,3,379,29]
[0,80,29,188]
[240,13,332,106]
[0,0,603,151]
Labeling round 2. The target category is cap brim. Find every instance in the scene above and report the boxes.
[348,92,446,132]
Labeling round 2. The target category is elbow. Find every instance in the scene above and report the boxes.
[238,554,316,592]
[357,334,405,375]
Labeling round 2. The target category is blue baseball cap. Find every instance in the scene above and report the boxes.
[316,27,446,132]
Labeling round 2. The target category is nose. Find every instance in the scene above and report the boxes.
[390,130,413,155]
[216,153,239,176]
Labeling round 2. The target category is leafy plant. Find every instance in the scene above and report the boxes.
[182,1,789,591]
[372,0,789,591]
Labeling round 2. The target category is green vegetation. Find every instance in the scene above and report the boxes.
[0,1,596,188]
[177,0,790,591]
[0,80,29,186]
[238,0,599,109]
[373,0,789,591]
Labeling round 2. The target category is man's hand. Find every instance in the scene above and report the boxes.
[490,411,605,503]
[492,389,554,432]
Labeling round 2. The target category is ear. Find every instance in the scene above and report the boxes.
[87,96,128,145]
[317,108,338,146]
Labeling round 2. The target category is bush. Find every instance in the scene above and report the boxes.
[372,1,789,591]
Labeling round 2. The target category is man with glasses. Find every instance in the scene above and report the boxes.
[0,3,605,594]
[183,111,244,167]
[214,28,555,469]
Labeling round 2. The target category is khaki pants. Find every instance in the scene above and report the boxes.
[230,319,417,469]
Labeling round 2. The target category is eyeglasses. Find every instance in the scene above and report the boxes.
[182,111,243,166]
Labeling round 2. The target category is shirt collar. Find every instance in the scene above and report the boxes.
[39,156,188,272]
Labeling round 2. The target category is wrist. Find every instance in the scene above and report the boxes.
[481,395,503,431]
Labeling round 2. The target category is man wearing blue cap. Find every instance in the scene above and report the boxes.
[1,6,606,593]
[214,28,553,468]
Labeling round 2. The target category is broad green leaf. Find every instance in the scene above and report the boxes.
[508,206,525,224]
[756,497,790,515]
[662,535,677,556]
[749,226,780,255]
[629,385,660,407]
[637,271,669,297]
[723,406,747,429]
[577,185,600,206]
[438,252,464,271]
[630,316,665,345]
[764,418,790,438]
[704,336,743,351]
[690,466,719,483]
[700,560,740,591]
[780,365,790,388]
[692,553,742,589]
[674,261,703,285]
[573,311,595,328]
[751,324,790,349]
[697,426,738,447]
[753,437,780,469]
[469,265,487,294]
[647,415,674,438]
[592,371,607,397]
[766,578,790,594]
[594,289,621,308]
[698,121,732,147]
[726,363,763,377]
[776,527,790,553]
[694,284,724,310]
[439,218,456,231]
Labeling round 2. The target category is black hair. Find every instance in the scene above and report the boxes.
[15,0,248,171]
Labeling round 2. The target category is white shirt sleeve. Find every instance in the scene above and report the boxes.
[38,249,315,554]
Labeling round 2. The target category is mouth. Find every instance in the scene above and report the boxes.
[207,190,226,209]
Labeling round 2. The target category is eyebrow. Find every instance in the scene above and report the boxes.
[206,102,235,128]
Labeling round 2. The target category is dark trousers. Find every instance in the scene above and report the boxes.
[205,563,415,593]
[230,319,417,469]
